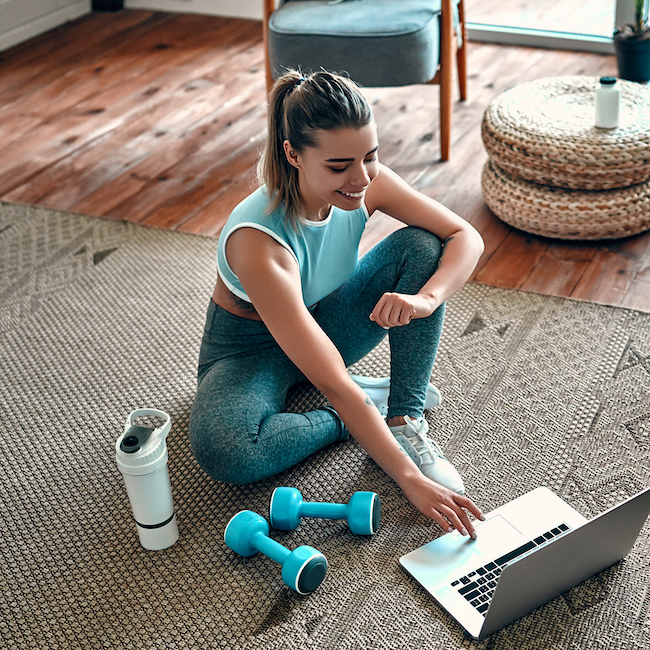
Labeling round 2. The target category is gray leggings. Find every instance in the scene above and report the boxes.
[189,227,445,484]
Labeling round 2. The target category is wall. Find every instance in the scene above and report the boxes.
[0,0,91,52]
[124,0,261,21]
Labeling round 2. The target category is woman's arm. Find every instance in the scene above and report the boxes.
[226,227,484,536]
[365,164,484,329]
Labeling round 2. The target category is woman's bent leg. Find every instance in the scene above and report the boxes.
[189,303,346,484]
[314,227,445,419]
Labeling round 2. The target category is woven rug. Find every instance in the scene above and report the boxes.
[1,202,649,650]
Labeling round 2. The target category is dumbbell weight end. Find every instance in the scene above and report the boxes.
[282,545,328,595]
[269,486,303,530]
[348,491,382,536]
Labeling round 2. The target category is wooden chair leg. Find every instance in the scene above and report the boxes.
[457,0,468,101]
[263,0,275,93]
[439,0,454,161]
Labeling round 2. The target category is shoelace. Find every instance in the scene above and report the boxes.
[405,419,445,460]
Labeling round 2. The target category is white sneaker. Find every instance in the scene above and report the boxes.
[389,416,465,495]
[350,375,441,417]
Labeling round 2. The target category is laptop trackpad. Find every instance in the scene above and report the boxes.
[470,515,523,559]
[400,514,525,589]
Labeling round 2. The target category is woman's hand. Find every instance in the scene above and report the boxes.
[369,291,439,329]
[400,474,486,538]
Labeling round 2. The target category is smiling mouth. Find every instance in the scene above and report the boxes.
[338,190,364,198]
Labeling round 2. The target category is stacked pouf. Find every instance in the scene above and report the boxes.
[481,76,650,240]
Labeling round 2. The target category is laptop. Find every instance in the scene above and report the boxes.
[400,486,650,640]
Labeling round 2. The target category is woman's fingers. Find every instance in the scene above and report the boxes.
[370,293,415,328]
[429,509,456,534]
[433,494,486,539]
[371,292,437,328]
[438,503,474,538]
[456,494,486,522]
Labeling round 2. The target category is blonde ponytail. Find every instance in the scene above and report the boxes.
[257,69,373,229]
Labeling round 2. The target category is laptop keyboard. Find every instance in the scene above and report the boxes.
[451,523,571,615]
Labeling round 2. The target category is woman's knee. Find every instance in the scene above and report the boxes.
[394,227,443,268]
[376,227,444,293]
[189,406,260,485]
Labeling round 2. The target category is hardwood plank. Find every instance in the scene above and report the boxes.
[621,264,650,312]
[468,203,513,278]
[619,237,650,312]
[0,11,156,77]
[177,174,259,237]
[158,144,261,234]
[0,12,170,106]
[71,83,265,218]
[519,241,596,297]
[570,235,650,306]
[0,13,240,140]
[5,37,265,211]
[473,230,551,288]
[0,16,259,197]
[0,12,172,145]
[105,97,267,225]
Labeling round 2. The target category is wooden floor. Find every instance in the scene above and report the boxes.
[1,10,649,313]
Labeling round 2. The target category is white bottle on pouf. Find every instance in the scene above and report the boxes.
[595,76,620,129]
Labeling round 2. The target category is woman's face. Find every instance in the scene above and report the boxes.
[284,122,380,221]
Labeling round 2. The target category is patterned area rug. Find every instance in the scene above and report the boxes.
[1,201,649,650]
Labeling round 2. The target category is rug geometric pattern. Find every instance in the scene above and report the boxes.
[1,202,649,649]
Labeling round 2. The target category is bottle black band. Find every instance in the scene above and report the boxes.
[135,512,175,530]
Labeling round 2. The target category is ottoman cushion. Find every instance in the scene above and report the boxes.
[482,159,650,240]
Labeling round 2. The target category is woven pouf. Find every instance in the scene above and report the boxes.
[482,76,650,190]
[482,159,650,240]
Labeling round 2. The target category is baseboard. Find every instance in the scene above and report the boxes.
[0,1,91,53]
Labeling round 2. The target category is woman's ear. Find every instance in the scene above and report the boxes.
[283,140,300,169]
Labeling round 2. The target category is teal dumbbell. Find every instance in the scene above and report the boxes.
[224,510,328,594]
[270,487,381,535]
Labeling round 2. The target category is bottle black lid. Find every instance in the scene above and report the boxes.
[120,424,155,453]
[599,76,617,85]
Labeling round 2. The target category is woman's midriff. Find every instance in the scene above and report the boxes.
[212,276,263,321]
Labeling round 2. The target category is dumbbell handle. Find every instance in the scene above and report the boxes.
[251,530,291,565]
[300,502,348,520]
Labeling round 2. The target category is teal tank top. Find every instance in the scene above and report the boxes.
[217,187,369,307]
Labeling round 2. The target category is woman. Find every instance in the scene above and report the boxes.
[190,70,486,538]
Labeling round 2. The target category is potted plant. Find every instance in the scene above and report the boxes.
[614,0,650,83]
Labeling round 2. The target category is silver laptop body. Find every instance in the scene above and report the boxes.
[400,486,650,640]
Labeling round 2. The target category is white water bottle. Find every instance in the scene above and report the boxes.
[595,76,620,129]
[116,408,179,550]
